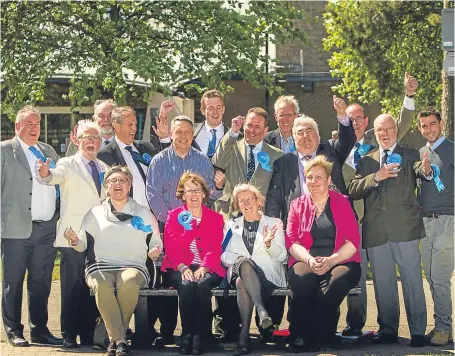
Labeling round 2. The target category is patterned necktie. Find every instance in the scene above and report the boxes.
[103,140,110,146]
[124,146,147,182]
[381,149,389,168]
[247,145,256,181]
[88,161,101,196]
[302,155,312,161]
[28,146,60,198]
[353,142,361,169]
[207,129,217,158]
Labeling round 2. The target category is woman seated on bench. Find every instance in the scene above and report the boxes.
[64,166,162,356]
[221,184,287,356]
[161,172,225,355]
[286,156,361,352]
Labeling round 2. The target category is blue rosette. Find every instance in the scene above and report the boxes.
[131,216,153,232]
[99,172,105,186]
[178,210,193,230]
[431,164,445,192]
[386,153,402,172]
[257,151,272,172]
[289,142,297,153]
[357,144,374,157]
[142,153,152,166]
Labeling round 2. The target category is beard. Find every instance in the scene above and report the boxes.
[100,126,114,137]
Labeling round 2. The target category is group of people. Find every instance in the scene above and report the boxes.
[1,72,453,356]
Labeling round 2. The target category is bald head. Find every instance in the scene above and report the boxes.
[374,114,397,149]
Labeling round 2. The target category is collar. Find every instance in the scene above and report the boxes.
[115,136,134,151]
[297,150,316,160]
[356,138,365,145]
[244,140,264,152]
[427,136,446,151]
[279,131,293,143]
[17,135,33,151]
[78,152,96,166]
[170,144,193,158]
[379,142,397,156]
[204,121,224,134]
[103,135,115,144]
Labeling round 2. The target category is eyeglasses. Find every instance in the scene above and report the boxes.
[375,127,396,134]
[184,188,203,195]
[238,196,257,205]
[106,178,129,185]
[277,113,296,119]
[80,134,100,142]
[349,116,365,123]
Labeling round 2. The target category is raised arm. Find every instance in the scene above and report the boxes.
[212,116,244,170]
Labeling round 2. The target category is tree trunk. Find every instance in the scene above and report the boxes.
[441,66,454,141]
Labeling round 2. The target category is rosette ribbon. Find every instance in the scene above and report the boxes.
[431,164,445,192]
[142,153,152,166]
[357,144,375,156]
[288,141,297,153]
[257,151,272,172]
[99,172,105,186]
[387,153,402,172]
[178,210,193,230]
[131,216,153,233]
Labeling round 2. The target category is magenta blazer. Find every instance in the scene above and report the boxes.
[161,204,226,278]
[286,190,361,267]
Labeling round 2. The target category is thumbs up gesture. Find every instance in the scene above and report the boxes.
[422,152,431,176]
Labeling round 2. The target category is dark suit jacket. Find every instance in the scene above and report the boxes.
[265,121,356,228]
[97,138,169,197]
[264,128,282,150]
[348,144,426,248]
[191,121,229,152]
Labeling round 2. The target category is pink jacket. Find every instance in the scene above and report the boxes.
[286,190,361,267]
[161,205,226,278]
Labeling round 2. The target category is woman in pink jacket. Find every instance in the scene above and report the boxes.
[286,156,361,352]
[161,172,225,355]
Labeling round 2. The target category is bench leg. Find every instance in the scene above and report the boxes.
[133,296,149,348]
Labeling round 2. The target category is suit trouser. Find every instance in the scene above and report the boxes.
[59,247,99,342]
[346,226,368,329]
[421,215,454,332]
[368,239,427,336]
[1,219,57,337]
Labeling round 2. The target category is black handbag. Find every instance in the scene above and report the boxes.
[93,316,109,350]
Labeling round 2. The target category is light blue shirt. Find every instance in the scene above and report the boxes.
[427,136,446,151]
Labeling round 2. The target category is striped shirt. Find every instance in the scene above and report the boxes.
[189,218,203,265]
[146,145,222,223]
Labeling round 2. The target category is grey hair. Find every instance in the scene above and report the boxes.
[94,99,118,111]
[111,106,136,125]
[293,115,320,137]
[15,105,40,123]
[231,183,265,211]
[76,120,101,138]
[103,165,133,188]
[171,115,194,130]
[274,95,300,114]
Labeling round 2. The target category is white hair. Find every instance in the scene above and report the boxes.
[274,95,300,114]
[76,120,101,138]
[293,115,320,137]
[15,105,40,123]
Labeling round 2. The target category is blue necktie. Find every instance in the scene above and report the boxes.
[124,146,147,182]
[353,142,361,169]
[247,145,255,181]
[381,149,389,168]
[88,161,101,196]
[207,129,217,158]
[28,146,60,199]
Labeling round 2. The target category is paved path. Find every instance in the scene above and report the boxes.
[1,280,454,356]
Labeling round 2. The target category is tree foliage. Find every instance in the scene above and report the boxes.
[1,1,305,117]
[323,1,444,119]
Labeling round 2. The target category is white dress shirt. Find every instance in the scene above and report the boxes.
[195,122,225,156]
[115,137,149,208]
[17,137,56,221]
[346,138,365,169]
[379,143,397,166]
[245,141,264,169]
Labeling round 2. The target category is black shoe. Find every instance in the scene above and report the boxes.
[410,334,425,347]
[233,346,251,356]
[180,334,192,355]
[342,326,364,337]
[106,341,116,356]
[191,334,204,355]
[116,342,130,356]
[125,328,134,340]
[7,334,30,347]
[62,338,78,348]
[371,332,398,344]
[155,334,174,347]
[31,332,63,345]
[80,338,93,346]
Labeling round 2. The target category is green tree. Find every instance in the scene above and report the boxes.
[323,1,448,127]
[1,1,305,117]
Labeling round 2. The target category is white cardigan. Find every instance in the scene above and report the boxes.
[221,214,288,288]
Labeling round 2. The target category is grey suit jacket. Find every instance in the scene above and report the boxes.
[212,132,283,219]
[343,105,414,222]
[1,136,60,239]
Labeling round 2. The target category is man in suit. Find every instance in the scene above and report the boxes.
[349,114,432,347]
[264,95,299,154]
[66,99,117,156]
[36,120,109,348]
[193,89,229,156]
[342,73,417,337]
[97,106,170,208]
[417,108,454,346]
[213,107,283,219]
[1,106,63,347]
[265,97,356,228]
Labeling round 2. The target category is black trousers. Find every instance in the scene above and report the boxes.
[288,261,361,345]
[59,247,99,342]
[1,219,57,338]
[213,296,241,338]
[255,296,286,332]
[167,267,222,337]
